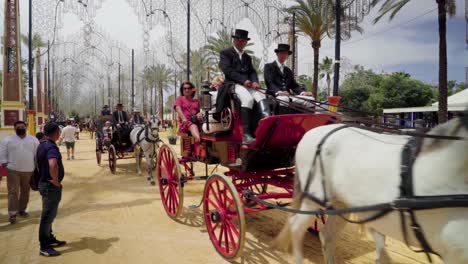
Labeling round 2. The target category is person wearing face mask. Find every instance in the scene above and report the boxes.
[0,121,40,225]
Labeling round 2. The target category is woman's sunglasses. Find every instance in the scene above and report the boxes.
[183,86,193,90]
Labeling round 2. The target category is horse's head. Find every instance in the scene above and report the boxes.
[420,108,468,156]
[148,117,160,139]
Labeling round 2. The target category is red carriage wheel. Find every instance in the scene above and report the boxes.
[308,215,327,235]
[203,173,246,260]
[157,144,183,218]
[108,145,117,174]
[96,150,102,165]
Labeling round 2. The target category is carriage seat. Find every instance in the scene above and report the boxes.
[202,90,233,135]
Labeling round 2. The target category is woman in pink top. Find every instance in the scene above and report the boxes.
[174,81,203,142]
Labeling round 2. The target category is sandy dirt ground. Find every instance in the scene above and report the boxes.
[0,132,440,264]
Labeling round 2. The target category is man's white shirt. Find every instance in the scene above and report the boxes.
[0,135,39,172]
[61,125,78,142]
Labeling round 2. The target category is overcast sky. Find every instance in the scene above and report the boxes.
[1,0,467,86]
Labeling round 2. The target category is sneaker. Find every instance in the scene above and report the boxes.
[9,215,16,225]
[67,157,70,160]
[39,247,61,257]
[71,156,75,160]
[49,235,67,247]
[18,211,29,218]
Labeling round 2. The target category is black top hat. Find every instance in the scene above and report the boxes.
[274,44,292,55]
[231,29,250,40]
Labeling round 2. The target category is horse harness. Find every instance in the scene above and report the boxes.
[297,124,468,263]
[135,125,160,145]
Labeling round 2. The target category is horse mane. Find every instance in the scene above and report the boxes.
[420,117,465,154]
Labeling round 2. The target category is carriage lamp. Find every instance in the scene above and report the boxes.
[200,81,212,131]
[200,81,212,111]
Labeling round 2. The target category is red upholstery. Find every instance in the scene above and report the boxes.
[250,113,337,149]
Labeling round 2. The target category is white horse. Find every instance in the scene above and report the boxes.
[276,113,468,264]
[130,117,160,185]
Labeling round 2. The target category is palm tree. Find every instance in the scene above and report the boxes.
[21,33,46,51]
[319,56,334,96]
[150,64,174,122]
[371,0,456,123]
[252,56,263,76]
[21,33,46,111]
[181,48,216,89]
[287,0,362,98]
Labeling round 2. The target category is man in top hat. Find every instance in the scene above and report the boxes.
[264,44,314,111]
[131,108,144,125]
[101,105,111,116]
[112,103,128,127]
[219,29,271,145]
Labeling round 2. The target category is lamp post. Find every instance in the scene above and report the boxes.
[131,49,135,109]
[27,0,34,135]
[332,0,341,96]
[186,0,191,81]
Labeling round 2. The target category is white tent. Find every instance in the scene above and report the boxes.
[383,89,468,114]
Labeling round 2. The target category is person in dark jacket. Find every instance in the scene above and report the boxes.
[264,44,314,109]
[131,109,144,125]
[219,29,271,145]
[112,103,128,127]
[37,122,66,257]
[101,105,111,116]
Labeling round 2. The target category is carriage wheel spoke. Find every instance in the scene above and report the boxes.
[208,185,223,209]
[226,221,240,239]
[226,222,236,251]
[224,223,230,253]
[217,223,225,247]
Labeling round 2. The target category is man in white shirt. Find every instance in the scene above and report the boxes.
[0,121,40,224]
[60,121,78,160]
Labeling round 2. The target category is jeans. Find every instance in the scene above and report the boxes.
[38,182,62,248]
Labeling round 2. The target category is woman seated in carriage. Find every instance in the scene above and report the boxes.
[174,81,203,142]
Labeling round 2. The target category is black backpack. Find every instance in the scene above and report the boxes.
[29,142,43,191]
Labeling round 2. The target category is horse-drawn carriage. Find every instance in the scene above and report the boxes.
[156,83,338,259]
[95,115,135,174]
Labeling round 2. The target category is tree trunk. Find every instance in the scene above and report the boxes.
[158,81,164,124]
[312,41,320,98]
[326,74,331,96]
[437,0,448,123]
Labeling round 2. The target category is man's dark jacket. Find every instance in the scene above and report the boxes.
[113,111,128,124]
[264,61,304,96]
[219,47,258,85]
[132,115,144,125]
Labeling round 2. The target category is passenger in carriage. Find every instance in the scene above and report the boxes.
[219,29,272,145]
[174,81,203,142]
[264,44,315,110]
[131,108,144,125]
[112,103,128,127]
[102,121,113,140]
